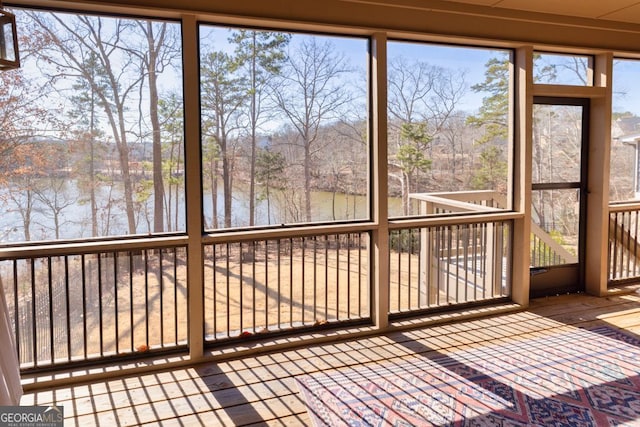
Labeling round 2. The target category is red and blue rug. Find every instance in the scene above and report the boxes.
[296,326,640,426]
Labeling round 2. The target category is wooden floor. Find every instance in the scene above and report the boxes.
[20,291,640,426]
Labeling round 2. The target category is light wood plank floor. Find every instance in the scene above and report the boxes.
[20,291,640,426]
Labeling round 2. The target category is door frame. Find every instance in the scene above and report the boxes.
[529,96,590,298]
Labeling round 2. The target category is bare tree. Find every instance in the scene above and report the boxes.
[388,56,466,132]
[316,121,368,220]
[387,56,466,213]
[438,112,471,186]
[33,178,77,240]
[28,12,144,235]
[273,37,353,222]
[125,21,181,232]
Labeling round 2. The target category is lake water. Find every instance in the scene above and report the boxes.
[0,181,402,242]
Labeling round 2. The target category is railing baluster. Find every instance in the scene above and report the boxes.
[347,234,351,319]
[301,237,306,325]
[81,255,87,361]
[469,223,475,300]
[482,223,488,299]
[97,254,103,357]
[313,236,318,322]
[324,235,328,322]
[537,235,542,266]
[173,248,178,344]
[48,257,53,365]
[446,225,453,303]
[277,239,281,330]
[129,251,134,353]
[264,240,269,332]
[30,258,36,367]
[396,231,401,310]
[215,245,218,338]
[289,238,293,327]
[624,212,630,277]
[633,211,639,277]
[410,230,420,309]
[436,226,442,306]
[114,251,119,355]
[12,261,19,364]
[144,249,150,348]
[388,232,393,311]
[463,224,469,302]
[159,249,164,346]
[621,212,625,278]
[335,235,340,320]
[252,242,257,332]
[358,233,363,317]
[225,243,230,338]
[238,241,244,332]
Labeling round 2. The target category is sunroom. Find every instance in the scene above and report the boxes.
[2,0,640,425]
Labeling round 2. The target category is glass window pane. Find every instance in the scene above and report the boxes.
[533,52,592,86]
[532,104,583,184]
[611,58,640,202]
[199,26,369,229]
[0,9,184,243]
[387,42,512,217]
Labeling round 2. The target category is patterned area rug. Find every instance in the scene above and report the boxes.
[296,326,640,426]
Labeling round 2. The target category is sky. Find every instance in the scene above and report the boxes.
[612,59,640,114]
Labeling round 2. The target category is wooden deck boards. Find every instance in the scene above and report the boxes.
[20,292,640,426]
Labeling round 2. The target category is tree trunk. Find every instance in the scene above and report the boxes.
[211,158,219,229]
[90,135,98,237]
[223,152,233,228]
[304,141,312,222]
[146,22,165,233]
[248,34,258,227]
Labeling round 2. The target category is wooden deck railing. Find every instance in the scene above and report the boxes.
[4,189,607,373]
[0,239,189,372]
[409,191,576,269]
[609,202,640,283]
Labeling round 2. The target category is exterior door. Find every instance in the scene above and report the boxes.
[530,97,589,297]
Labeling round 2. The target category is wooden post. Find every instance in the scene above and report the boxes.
[585,53,613,296]
[511,46,533,307]
[182,15,205,361]
[371,33,389,329]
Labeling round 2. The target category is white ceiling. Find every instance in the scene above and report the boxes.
[442,0,640,25]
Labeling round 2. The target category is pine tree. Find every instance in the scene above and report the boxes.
[230,30,290,226]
